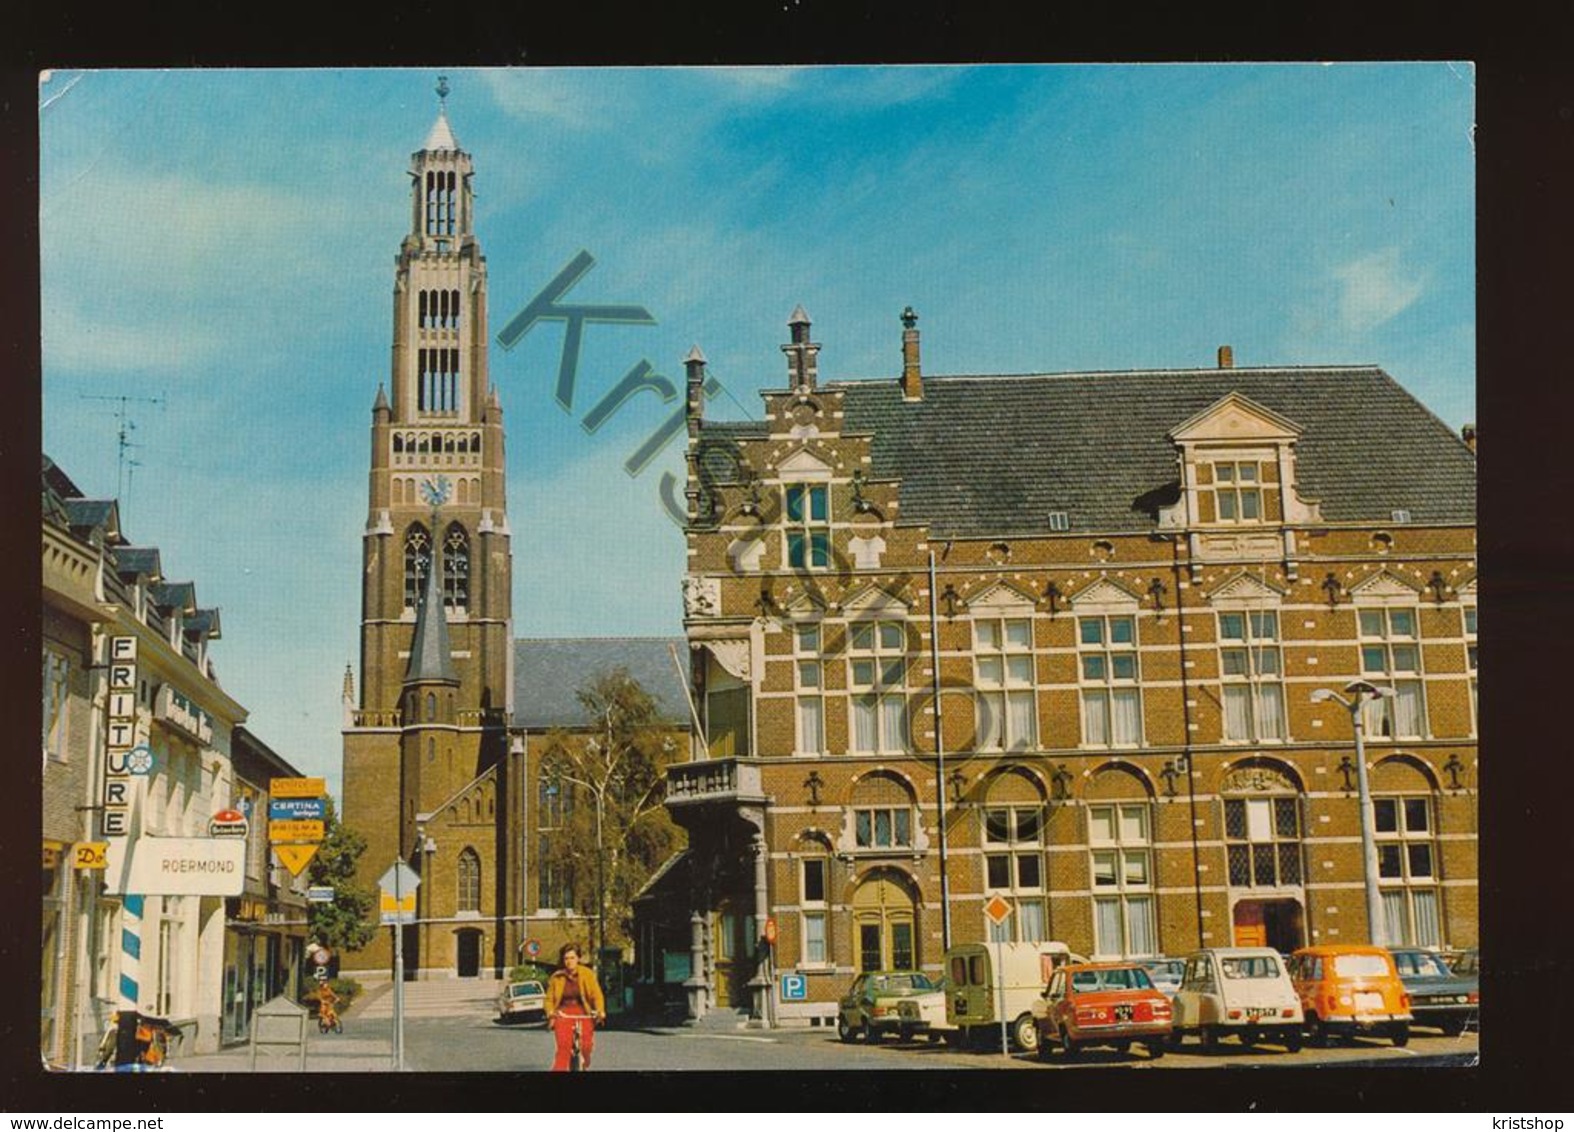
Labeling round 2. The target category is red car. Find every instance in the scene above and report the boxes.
[1031,962,1173,1060]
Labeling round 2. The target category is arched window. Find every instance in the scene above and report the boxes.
[457,848,481,913]
[425,692,436,721]
[1086,765,1157,958]
[444,523,470,610]
[403,524,431,608]
[982,768,1050,943]
[537,757,575,912]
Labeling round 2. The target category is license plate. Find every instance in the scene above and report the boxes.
[1114,1004,1133,1022]
[1354,992,1385,1011]
[1245,1007,1271,1020]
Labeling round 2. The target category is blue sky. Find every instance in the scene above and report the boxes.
[39,64,1475,796]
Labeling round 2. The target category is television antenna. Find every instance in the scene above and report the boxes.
[77,392,165,502]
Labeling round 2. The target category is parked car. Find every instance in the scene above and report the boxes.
[894,976,953,1042]
[1171,947,1304,1052]
[495,979,547,1024]
[945,940,1089,1052]
[1031,962,1172,1061]
[1390,947,1478,1036]
[1450,948,1479,979]
[1141,957,1186,998]
[837,971,939,1043]
[1288,945,1412,1047]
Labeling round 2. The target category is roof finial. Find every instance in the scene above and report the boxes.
[436,74,450,106]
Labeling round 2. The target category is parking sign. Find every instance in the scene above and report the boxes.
[780,973,807,1001]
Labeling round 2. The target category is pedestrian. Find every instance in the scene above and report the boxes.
[544,943,606,1071]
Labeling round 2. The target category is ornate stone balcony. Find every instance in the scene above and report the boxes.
[665,758,765,807]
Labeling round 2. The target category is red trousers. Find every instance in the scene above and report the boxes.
[550,1012,597,1071]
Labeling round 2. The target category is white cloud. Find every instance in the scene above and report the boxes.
[479,69,610,130]
[43,299,227,372]
[1332,248,1426,334]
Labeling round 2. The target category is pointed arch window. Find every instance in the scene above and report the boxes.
[457,848,481,913]
[403,524,431,609]
[443,523,470,610]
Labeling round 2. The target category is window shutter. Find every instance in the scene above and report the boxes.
[1197,493,1216,523]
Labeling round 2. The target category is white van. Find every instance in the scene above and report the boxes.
[944,941,1088,1051]
[1170,947,1304,1052]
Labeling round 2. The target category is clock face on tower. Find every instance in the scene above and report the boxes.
[420,475,452,509]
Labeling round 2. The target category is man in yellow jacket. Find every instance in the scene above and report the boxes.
[545,943,606,1070]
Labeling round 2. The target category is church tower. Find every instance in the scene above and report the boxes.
[342,80,514,976]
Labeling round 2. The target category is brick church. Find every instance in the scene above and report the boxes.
[338,91,686,983]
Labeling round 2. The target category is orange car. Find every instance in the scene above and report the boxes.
[1288,944,1413,1047]
[1031,962,1173,1061]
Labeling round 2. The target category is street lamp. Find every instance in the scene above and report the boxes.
[1310,680,1396,947]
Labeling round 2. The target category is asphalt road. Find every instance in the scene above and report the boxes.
[403,1014,1478,1073]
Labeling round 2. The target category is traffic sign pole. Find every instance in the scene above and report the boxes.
[393,862,404,1072]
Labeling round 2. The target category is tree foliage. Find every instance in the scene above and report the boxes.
[306,795,378,953]
[536,668,687,954]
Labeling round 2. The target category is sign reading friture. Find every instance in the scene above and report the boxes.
[103,837,247,896]
[102,637,140,838]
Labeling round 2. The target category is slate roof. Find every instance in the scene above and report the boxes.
[64,499,119,537]
[512,638,690,730]
[111,547,162,581]
[700,367,1475,536]
[150,581,197,613]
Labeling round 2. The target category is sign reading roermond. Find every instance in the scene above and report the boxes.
[103,837,247,896]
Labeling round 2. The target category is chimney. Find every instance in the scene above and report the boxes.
[1462,423,1476,453]
[901,306,922,400]
[782,305,818,390]
[1217,345,1234,369]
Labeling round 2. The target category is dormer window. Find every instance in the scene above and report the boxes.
[785,484,830,569]
[1211,460,1262,522]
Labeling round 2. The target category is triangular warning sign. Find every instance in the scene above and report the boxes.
[274,843,320,876]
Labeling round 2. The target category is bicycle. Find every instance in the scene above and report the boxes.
[317,998,344,1034]
[550,1011,597,1071]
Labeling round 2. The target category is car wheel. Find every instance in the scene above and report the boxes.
[836,1015,856,1044]
[1439,1018,1466,1038]
[1147,1041,1165,1061]
[1012,1013,1039,1053]
[1059,1026,1077,1059]
[1036,1028,1054,1062]
[1200,1025,1219,1053]
[1168,1030,1186,1051]
[898,1026,914,1043]
[1284,1031,1303,1054]
[861,1019,877,1043]
[1308,1013,1333,1049]
[1112,1040,1131,1055]
[1390,1023,1410,1049]
[1240,1028,1259,1048]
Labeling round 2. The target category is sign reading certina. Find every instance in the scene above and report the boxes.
[103,837,246,896]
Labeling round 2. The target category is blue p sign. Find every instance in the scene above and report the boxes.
[780,973,807,1002]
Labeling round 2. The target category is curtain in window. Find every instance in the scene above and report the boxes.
[853,697,877,752]
[1019,901,1046,942]
[804,913,826,963]
[1394,682,1424,737]
[1257,684,1285,739]
[1126,897,1155,956]
[798,698,823,754]
[880,696,907,752]
[1111,689,1141,744]
[1094,898,1123,956]
[1008,692,1036,748]
[1084,690,1109,745]
[1381,889,1410,946]
[1412,889,1441,948]
[1223,686,1252,740]
[978,693,1004,749]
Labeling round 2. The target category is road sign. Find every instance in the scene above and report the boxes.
[307,886,335,903]
[102,836,246,896]
[764,917,778,944]
[72,842,108,870]
[271,777,327,799]
[270,796,326,821]
[125,745,154,776]
[984,893,1014,927]
[524,938,541,959]
[274,843,320,875]
[310,945,332,966]
[269,819,325,842]
[378,861,420,925]
[378,861,421,895]
[780,973,807,1001]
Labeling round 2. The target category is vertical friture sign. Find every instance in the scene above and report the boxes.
[105,635,142,1007]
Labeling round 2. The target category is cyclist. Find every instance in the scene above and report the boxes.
[313,978,342,1033]
[544,943,605,1070]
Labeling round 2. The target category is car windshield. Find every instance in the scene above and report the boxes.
[870,973,935,994]
[1146,961,1183,978]
[1332,954,1391,978]
[1220,956,1281,979]
[1393,951,1451,978]
[510,982,544,997]
[1071,967,1154,992]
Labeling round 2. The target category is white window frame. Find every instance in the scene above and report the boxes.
[974,617,1038,751]
[848,620,909,754]
[784,483,831,570]
[1358,606,1427,739]
[1223,795,1304,889]
[1209,457,1265,524]
[43,648,70,764]
[853,805,914,850]
[1087,802,1156,958]
[799,855,831,968]
[983,804,1046,942]
[1375,794,1441,947]
[1078,614,1142,748]
[1464,604,1477,735]
[1218,610,1287,743]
